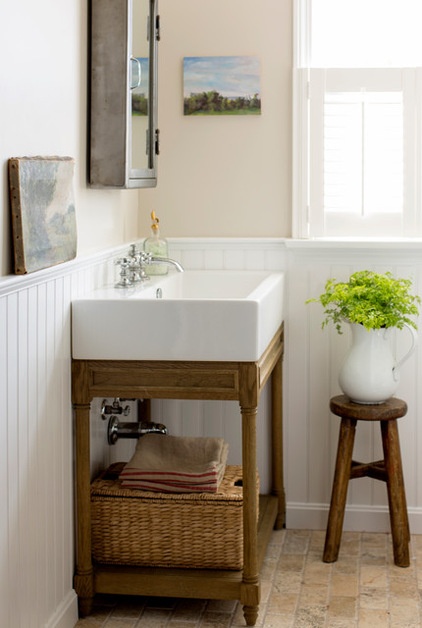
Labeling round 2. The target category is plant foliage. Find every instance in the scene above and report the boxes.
[307,270,421,334]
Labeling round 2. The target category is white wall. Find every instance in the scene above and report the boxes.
[0,0,140,277]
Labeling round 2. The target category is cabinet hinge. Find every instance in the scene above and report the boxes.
[156,15,161,41]
[155,128,160,155]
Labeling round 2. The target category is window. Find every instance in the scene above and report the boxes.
[324,91,403,216]
[293,0,422,238]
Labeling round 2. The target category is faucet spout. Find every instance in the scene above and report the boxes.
[150,256,184,272]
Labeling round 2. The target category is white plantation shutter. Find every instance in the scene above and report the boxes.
[300,68,418,237]
[324,93,403,215]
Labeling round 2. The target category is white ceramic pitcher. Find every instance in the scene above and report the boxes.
[338,322,418,404]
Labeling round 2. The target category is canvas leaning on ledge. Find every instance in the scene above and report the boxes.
[8,156,77,274]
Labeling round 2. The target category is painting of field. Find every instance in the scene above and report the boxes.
[183,56,261,115]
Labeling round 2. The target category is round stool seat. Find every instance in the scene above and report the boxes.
[324,395,410,568]
[330,394,407,422]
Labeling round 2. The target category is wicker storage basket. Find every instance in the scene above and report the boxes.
[91,462,258,570]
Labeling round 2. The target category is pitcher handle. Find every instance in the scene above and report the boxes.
[393,323,418,381]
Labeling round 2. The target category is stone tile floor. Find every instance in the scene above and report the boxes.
[74,529,422,627]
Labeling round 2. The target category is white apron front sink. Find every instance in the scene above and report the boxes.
[72,270,284,361]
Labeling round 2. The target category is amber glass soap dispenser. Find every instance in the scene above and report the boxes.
[143,211,168,275]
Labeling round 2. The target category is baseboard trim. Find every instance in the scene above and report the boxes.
[286,502,422,534]
[45,590,78,628]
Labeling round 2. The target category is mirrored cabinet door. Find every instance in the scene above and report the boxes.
[89,0,159,189]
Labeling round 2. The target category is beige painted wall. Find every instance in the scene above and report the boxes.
[0,0,292,277]
[138,0,292,239]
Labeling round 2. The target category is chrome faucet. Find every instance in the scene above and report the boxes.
[115,246,184,287]
[150,256,184,273]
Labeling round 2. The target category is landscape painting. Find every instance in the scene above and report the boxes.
[183,56,261,115]
[8,156,77,274]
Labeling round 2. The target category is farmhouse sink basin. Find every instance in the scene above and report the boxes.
[72,270,284,361]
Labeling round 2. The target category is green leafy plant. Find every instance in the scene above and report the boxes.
[306,270,421,334]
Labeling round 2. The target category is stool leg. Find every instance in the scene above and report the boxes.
[323,417,357,563]
[381,420,410,567]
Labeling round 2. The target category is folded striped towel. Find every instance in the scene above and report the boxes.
[119,434,229,493]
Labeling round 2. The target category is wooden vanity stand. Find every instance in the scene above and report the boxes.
[72,325,285,627]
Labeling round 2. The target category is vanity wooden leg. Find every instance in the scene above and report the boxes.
[74,578,94,617]
[73,402,94,616]
[271,353,285,528]
[242,604,259,627]
[240,403,260,626]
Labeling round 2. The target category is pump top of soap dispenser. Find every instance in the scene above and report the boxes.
[150,210,160,233]
[143,211,168,275]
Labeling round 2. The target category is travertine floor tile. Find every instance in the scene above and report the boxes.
[326,596,356,620]
[360,564,388,588]
[199,611,233,627]
[135,609,171,626]
[294,604,327,627]
[267,592,299,615]
[171,598,206,621]
[337,533,360,557]
[109,602,143,619]
[302,561,331,586]
[326,620,357,628]
[297,584,328,605]
[277,553,305,573]
[282,530,310,555]
[358,586,388,610]
[332,557,359,576]
[329,574,358,597]
[259,614,293,627]
[103,621,138,628]
[358,608,390,627]
[73,530,422,628]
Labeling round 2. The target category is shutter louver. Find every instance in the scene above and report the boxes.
[324,92,403,217]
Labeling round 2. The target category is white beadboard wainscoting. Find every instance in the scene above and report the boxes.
[0,248,120,628]
[2,237,422,627]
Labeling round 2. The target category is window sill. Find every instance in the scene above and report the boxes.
[285,237,422,250]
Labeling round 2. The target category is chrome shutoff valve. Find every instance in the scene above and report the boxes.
[107,417,168,445]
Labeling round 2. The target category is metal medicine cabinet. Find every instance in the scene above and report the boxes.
[89,0,159,188]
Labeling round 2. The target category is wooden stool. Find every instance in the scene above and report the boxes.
[323,394,410,567]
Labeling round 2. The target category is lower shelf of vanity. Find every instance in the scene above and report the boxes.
[93,494,278,600]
